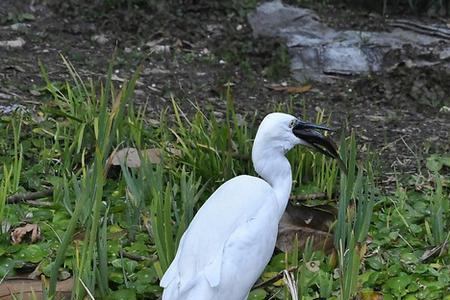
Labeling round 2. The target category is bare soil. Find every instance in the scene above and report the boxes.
[1,0,449,183]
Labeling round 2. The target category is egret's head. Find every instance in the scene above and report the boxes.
[253,112,346,173]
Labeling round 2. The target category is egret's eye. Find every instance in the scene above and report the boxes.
[289,119,297,128]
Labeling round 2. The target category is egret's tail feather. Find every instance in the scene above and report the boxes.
[161,281,179,300]
[162,274,215,300]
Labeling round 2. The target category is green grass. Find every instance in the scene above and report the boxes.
[0,60,448,299]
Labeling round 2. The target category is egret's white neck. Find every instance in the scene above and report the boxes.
[252,145,292,219]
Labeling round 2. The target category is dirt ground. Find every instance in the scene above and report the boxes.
[1,0,449,184]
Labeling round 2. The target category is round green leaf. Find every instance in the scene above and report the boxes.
[0,257,15,277]
[107,289,136,300]
[366,256,384,271]
[16,244,48,263]
[109,271,124,284]
[426,155,443,172]
[248,288,267,300]
[384,275,412,297]
[111,258,138,274]
[135,267,158,283]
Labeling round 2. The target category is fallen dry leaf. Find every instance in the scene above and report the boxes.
[276,203,336,253]
[11,223,41,245]
[108,147,162,168]
[166,147,182,157]
[0,277,72,300]
[142,148,162,165]
[267,84,312,94]
[420,239,449,262]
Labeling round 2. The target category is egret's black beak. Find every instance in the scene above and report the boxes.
[293,121,347,174]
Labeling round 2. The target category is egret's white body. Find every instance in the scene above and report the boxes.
[160,113,339,300]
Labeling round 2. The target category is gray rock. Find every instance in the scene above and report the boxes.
[248,1,450,82]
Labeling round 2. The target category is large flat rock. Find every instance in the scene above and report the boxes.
[248,0,450,82]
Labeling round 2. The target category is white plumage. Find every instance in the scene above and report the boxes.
[160,112,342,300]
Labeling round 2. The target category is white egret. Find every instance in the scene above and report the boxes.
[160,112,344,300]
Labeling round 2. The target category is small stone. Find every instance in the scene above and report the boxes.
[142,67,170,75]
[134,89,145,96]
[148,119,160,126]
[206,24,223,34]
[30,89,41,96]
[0,37,26,49]
[151,45,170,54]
[70,24,81,34]
[439,47,450,60]
[91,34,108,45]
[10,23,30,32]
[0,92,12,100]
[213,111,224,118]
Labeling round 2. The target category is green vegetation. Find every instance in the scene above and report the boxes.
[0,60,449,299]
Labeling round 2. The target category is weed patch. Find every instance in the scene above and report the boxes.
[0,61,448,299]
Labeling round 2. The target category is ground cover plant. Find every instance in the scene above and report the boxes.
[0,61,449,300]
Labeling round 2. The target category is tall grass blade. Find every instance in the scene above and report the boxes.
[334,131,375,299]
[48,58,138,299]
[0,166,11,227]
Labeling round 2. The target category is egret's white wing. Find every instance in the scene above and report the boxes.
[160,175,278,292]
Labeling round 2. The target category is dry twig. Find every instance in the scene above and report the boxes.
[252,266,298,290]
[119,250,158,262]
[7,189,53,204]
